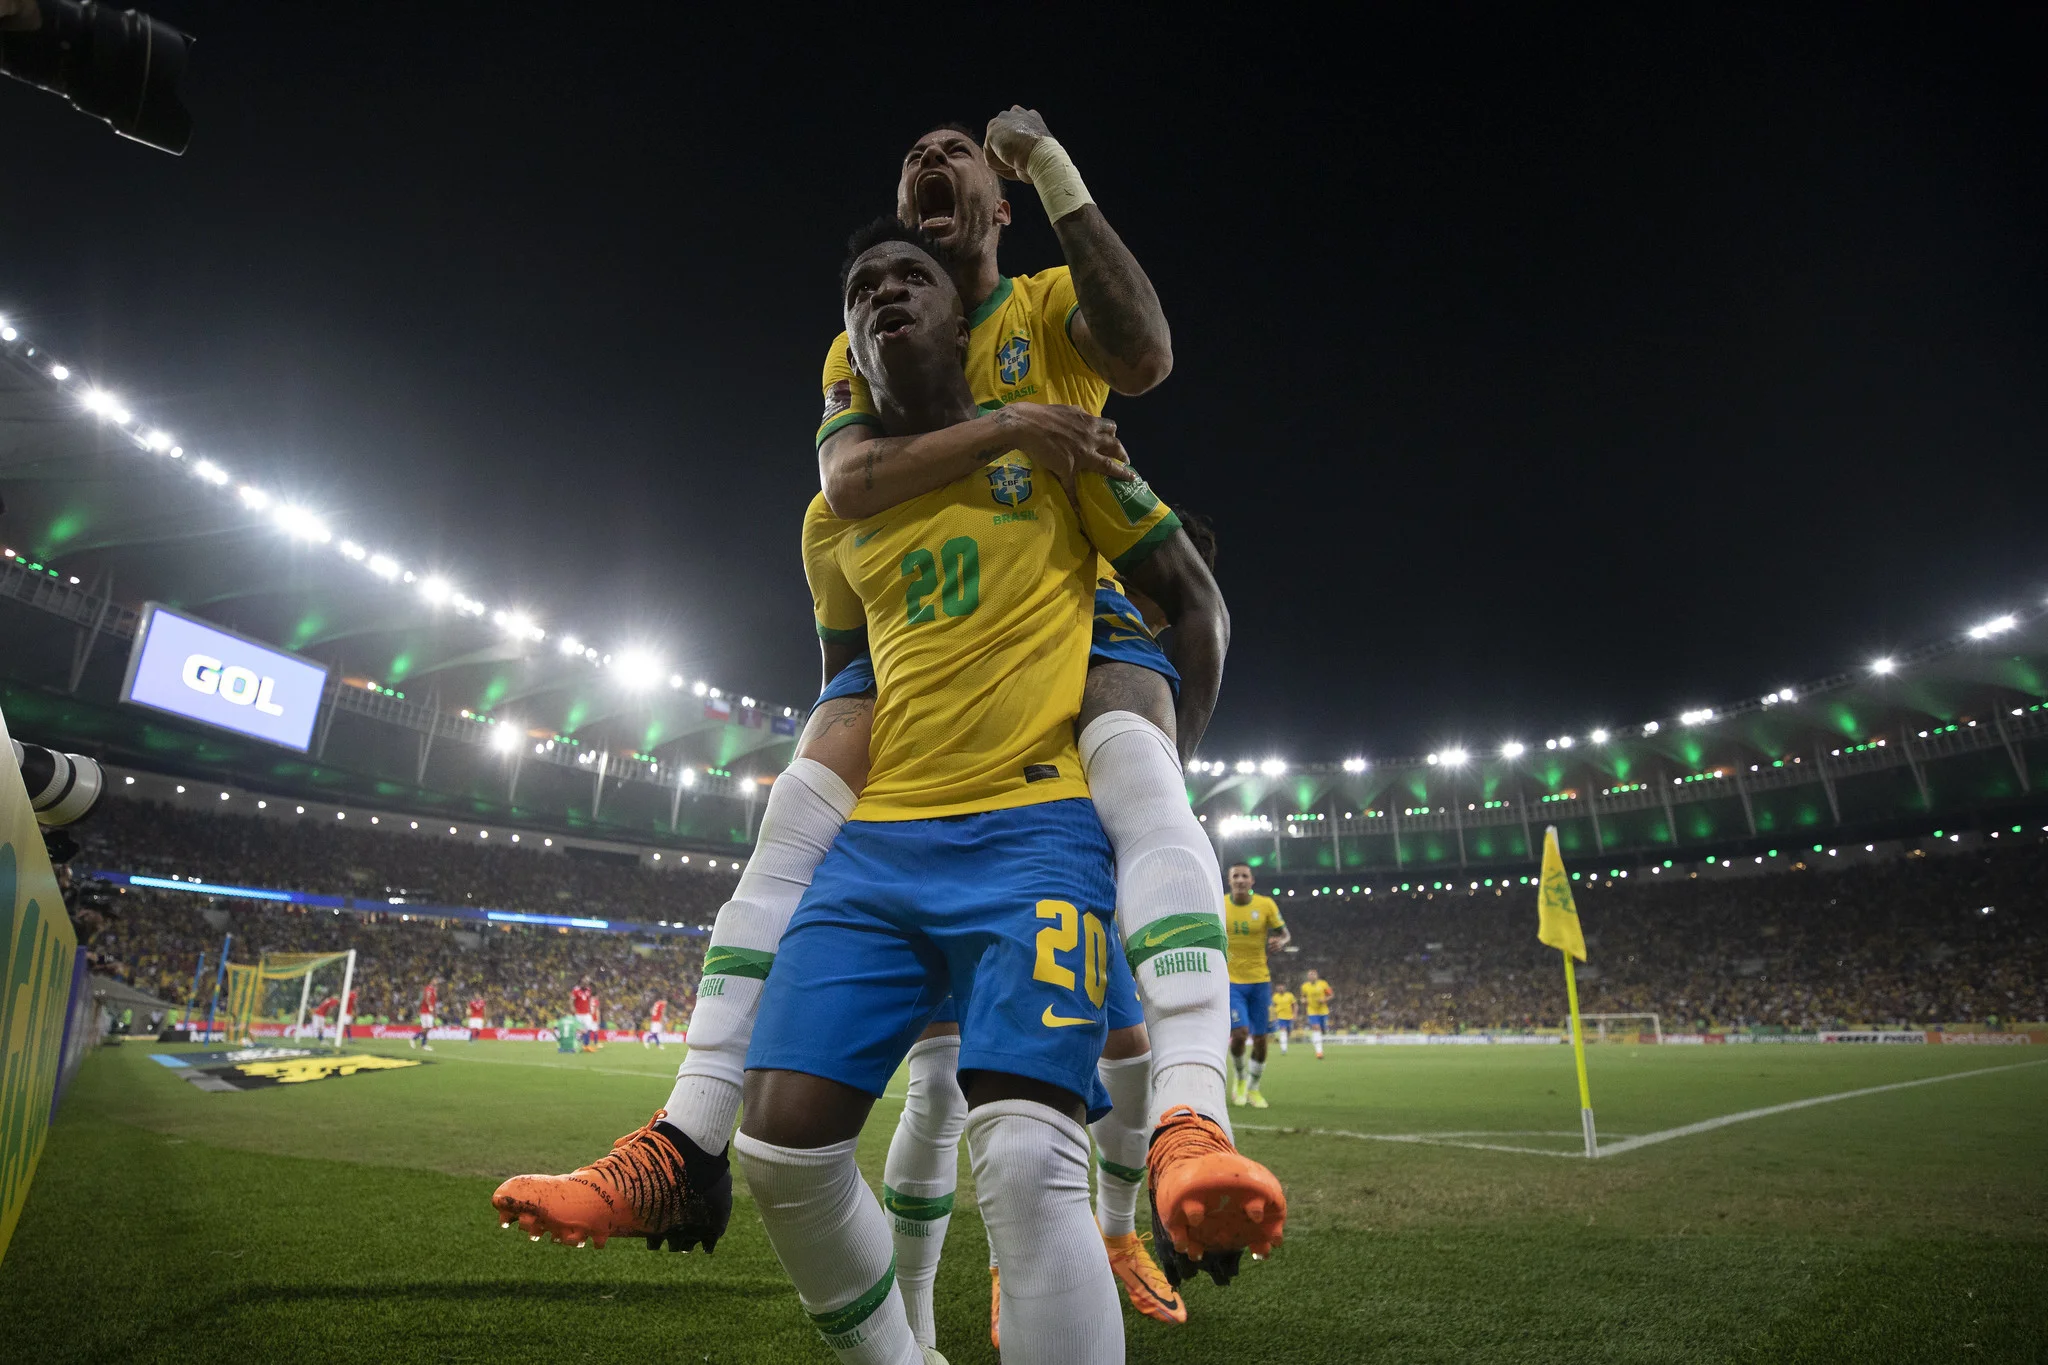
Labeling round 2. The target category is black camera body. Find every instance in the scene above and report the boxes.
[0,0,193,154]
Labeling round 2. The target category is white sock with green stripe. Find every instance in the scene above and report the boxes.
[666,758,855,1153]
[968,1099,1123,1364]
[1078,711,1232,1124]
[1090,1053,1151,1237]
[732,1132,919,1365]
[882,1034,964,1348]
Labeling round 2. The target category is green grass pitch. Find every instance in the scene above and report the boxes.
[5,1038,2043,1363]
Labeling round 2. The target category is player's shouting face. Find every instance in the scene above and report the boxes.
[896,126,1010,254]
[842,241,970,384]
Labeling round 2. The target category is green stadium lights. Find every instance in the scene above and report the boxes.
[1570,872,1580,880]
[1663,859,1673,867]
[1813,844,1823,852]
[1933,830,1943,838]
[1768,849,1778,857]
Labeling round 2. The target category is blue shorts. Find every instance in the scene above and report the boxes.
[927,944,1139,1033]
[1274,1018,1292,1034]
[1230,981,1274,1035]
[813,586,1178,709]
[747,799,1119,1121]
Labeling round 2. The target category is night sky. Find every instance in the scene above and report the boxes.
[4,5,2043,762]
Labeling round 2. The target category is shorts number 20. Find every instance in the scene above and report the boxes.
[1033,899,1108,1008]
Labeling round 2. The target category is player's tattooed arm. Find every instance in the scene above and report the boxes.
[819,403,1131,521]
[984,106,1173,394]
[1119,530,1229,764]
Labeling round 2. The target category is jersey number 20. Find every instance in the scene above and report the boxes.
[902,537,980,624]
[1033,899,1108,1007]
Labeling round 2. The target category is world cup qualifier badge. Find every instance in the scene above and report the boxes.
[821,379,852,422]
[997,334,1032,384]
[987,462,1033,506]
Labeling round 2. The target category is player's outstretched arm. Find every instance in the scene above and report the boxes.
[820,402,1131,522]
[985,106,1173,395]
[1120,530,1229,765]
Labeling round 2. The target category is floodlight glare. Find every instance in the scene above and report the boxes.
[1643,721,1661,735]
[419,576,453,605]
[680,767,698,787]
[339,540,367,561]
[1500,741,1525,758]
[1557,735,1574,749]
[692,680,708,696]
[614,650,662,690]
[1259,758,1286,777]
[0,327,13,342]
[1680,708,1714,726]
[491,723,521,753]
[367,554,401,580]
[1441,747,1468,766]
[1967,614,2017,640]
[274,505,331,542]
[237,485,271,511]
[1590,728,1610,744]
[669,674,685,689]
[1342,757,1367,773]
[82,387,121,416]
[1234,759,1256,774]
[193,460,230,486]
[144,429,172,451]
[1869,657,1896,674]
[49,364,69,381]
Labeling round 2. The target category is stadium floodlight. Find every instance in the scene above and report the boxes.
[419,575,453,605]
[1234,759,1256,774]
[1500,741,1525,758]
[143,429,172,451]
[367,553,401,580]
[1557,735,1574,749]
[1967,613,2017,640]
[274,505,331,542]
[49,364,69,381]
[1341,757,1367,773]
[193,459,230,486]
[0,326,13,342]
[1642,721,1661,735]
[669,674,685,689]
[339,540,367,561]
[742,695,758,709]
[81,387,120,417]
[1680,707,1714,726]
[1590,728,1609,744]
[1186,760,1203,774]
[692,680,709,696]
[558,635,583,656]
[491,722,521,753]
[1440,747,1468,766]
[237,484,272,511]
[614,650,663,691]
[680,766,697,788]
[1259,758,1286,777]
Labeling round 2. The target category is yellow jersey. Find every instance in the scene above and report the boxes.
[817,268,1169,586]
[1224,894,1284,985]
[1269,989,1296,1022]
[1300,979,1334,1016]
[804,456,1178,823]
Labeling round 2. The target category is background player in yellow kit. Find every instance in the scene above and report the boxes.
[1223,861,1290,1108]
[1269,985,1297,1055]
[1299,970,1335,1059]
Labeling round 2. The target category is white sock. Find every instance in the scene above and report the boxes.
[1248,1058,1265,1091]
[968,1100,1123,1365]
[1079,712,1233,1125]
[1090,1054,1151,1238]
[1312,1028,1324,1055]
[731,1133,919,1365]
[1279,1030,1289,1053]
[667,759,855,1152]
[882,1035,965,1348]
[1232,1051,1247,1082]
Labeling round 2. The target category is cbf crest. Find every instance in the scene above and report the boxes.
[997,334,1032,384]
[987,462,1033,506]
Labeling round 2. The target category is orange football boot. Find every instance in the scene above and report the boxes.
[1105,1229,1187,1324]
[1146,1105,1285,1287]
[988,1264,1001,1350]
[490,1109,731,1251]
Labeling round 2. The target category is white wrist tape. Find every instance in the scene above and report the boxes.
[1024,137,1094,223]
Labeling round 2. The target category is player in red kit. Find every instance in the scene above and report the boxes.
[311,994,338,1042]
[643,999,668,1050]
[571,981,596,1052]
[466,994,488,1043]
[411,978,441,1051]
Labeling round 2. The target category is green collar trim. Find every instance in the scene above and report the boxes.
[966,274,1015,330]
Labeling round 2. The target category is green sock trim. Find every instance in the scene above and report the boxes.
[702,946,775,981]
[882,1186,956,1221]
[807,1255,897,1339]
[1096,1153,1146,1185]
[1124,912,1226,970]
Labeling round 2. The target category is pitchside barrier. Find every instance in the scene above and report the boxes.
[1,705,85,1267]
[169,1023,684,1045]
[1312,1027,2043,1046]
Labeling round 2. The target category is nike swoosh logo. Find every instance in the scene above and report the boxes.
[854,530,879,546]
[1042,1006,1093,1029]
[1141,924,1204,949]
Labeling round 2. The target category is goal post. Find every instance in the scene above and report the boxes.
[224,951,354,1047]
[1581,1012,1663,1044]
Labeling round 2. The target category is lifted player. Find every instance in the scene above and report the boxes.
[1299,970,1334,1059]
[1223,863,1289,1108]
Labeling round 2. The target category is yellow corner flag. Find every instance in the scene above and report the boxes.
[1536,826,1586,961]
[1535,826,1597,1157]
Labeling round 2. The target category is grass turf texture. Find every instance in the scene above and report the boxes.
[4,1041,2043,1364]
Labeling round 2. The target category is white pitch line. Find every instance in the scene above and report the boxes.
[353,1046,917,1100]
[1594,1058,2048,1156]
[1237,1058,2048,1159]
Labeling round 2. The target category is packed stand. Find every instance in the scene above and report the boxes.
[1268,840,2047,1033]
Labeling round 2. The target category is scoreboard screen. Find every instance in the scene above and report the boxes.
[119,604,329,752]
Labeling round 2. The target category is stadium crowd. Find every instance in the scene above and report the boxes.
[1275,840,2047,1032]
[72,797,2046,1033]
[75,798,729,1027]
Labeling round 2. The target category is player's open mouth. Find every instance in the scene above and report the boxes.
[871,304,915,342]
[915,171,957,234]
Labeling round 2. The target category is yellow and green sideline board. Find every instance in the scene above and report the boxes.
[0,705,77,1266]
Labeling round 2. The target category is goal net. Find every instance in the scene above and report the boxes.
[1580,1012,1663,1044]
[223,951,356,1049]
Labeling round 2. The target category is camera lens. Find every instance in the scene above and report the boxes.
[0,1,195,155]
[11,739,106,826]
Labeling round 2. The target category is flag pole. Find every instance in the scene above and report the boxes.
[1561,948,1596,1158]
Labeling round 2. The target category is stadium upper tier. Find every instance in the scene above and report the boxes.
[5,324,2045,864]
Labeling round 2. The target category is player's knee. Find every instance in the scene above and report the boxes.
[1100,1023,1150,1061]
[900,1037,966,1148]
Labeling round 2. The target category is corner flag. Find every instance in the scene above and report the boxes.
[1535,825,1597,1157]
[1536,826,1586,961]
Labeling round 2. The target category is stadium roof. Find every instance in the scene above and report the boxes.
[0,327,803,786]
